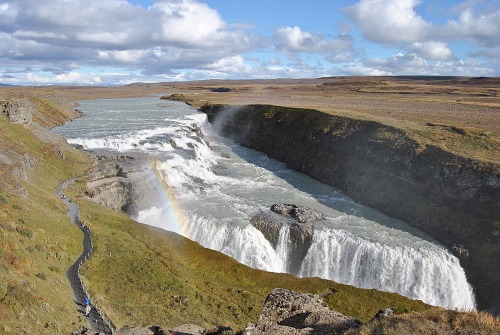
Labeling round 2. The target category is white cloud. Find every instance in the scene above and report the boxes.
[355,52,495,76]
[409,41,454,60]
[344,0,431,45]
[204,55,252,73]
[336,63,390,76]
[151,0,247,48]
[21,71,102,85]
[98,50,149,64]
[274,26,358,63]
[0,0,498,84]
[345,0,500,49]
[0,0,255,78]
[442,7,500,47]
[274,26,328,52]
[76,32,129,45]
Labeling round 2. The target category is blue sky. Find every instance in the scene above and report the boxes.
[0,0,499,85]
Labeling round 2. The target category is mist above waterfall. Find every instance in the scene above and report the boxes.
[53,96,476,310]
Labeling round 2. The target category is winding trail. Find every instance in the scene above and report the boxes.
[58,178,114,335]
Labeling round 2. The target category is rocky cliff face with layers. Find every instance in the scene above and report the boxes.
[201,104,500,312]
[85,153,162,215]
[251,204,323,275]
[1,98,34,125]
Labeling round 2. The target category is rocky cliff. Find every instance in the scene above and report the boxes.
[201,104,500,312]
[251,204,323,274]
[1,98,34,125]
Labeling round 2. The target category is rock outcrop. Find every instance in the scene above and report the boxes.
[251,204,324,274]
[86,153,167,216]
[201,103,500,312]
[86,154,136,212]
[244,288,361,335]
[10,152,37,181]
[114,324,232,335]
[271,204,324,223]
[2,98,34,125]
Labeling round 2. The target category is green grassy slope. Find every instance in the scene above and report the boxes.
[64,183,432,331]
[0,99,92,333]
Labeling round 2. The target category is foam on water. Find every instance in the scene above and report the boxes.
[53,97,476,310]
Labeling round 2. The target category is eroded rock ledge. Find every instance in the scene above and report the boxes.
[86,153,159,215]
[201,103,500,312]
[251,204,324,274]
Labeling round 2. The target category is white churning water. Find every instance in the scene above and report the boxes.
[53,96,476,310]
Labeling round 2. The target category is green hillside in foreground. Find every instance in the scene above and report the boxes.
[66,187,432,330]
[0,95,92,333]
[1,91,497,334]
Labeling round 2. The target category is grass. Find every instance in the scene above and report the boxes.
[63,180,433,331]
[345,309,500,335]
[0,94,93,334]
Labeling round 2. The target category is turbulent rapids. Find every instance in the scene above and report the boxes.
[54,96,476,310]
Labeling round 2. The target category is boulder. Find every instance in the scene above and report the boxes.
[245,288,361,335]
[372,308,395,321]
[70,325,90,335]
[451,244,469,258]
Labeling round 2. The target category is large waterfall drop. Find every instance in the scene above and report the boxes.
[53,97,476,310]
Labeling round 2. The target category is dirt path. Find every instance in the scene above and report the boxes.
[58,178,114,335]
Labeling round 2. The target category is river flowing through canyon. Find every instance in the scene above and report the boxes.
[53,96,476,310]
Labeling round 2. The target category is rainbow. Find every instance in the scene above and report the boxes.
[144,156,190,238]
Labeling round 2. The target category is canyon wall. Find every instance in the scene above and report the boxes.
[201,104,500,312]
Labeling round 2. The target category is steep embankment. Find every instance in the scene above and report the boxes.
[201,104,500,312]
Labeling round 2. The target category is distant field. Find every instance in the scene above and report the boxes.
[3,76,497,163]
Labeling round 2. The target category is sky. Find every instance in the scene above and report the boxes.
[0,0,499,85]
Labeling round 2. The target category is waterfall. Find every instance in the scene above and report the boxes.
[185,214,285,273]
[275,225,291,272]
[53,96,477,311]
[299,228,475,310]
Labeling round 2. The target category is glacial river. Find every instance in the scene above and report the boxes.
[53,96,476,310]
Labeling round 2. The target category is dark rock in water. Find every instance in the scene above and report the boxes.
[451,244,469,258]
[250,214,283,249]
[271,204,324,223]
[251,204,324,274]
[169,139,178,149]
[288,220,314,274]
[244,288,361,334]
